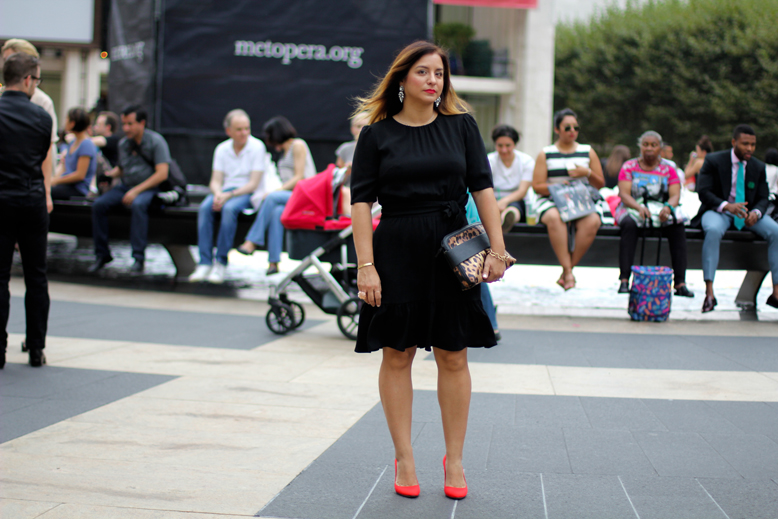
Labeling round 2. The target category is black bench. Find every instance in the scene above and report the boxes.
[49,199,770,310]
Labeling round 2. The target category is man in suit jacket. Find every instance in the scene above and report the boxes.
[694,124,778,312]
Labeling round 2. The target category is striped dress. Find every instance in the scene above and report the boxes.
[535,143,601,219]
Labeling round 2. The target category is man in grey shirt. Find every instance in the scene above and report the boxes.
[89,105,170,273]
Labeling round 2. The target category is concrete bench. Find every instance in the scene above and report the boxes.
[49,199,770,310]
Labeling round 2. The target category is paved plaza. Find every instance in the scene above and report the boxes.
[2,243,778,518]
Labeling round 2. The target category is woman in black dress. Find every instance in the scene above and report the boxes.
[350,41,508,500]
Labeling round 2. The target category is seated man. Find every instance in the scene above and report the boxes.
[694,124,778,312]
[189,109,269,283]
[89,105,170,274]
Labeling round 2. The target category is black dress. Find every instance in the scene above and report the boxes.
[350,113,497,353]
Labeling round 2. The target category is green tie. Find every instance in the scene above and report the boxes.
[734,162,745,230]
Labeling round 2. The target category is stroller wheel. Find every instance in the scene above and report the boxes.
[288,301,305,329]
[266,303,295,335]
[336,297,361,341]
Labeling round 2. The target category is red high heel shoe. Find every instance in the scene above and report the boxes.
[443,455,467,499]
[394,459,420,498]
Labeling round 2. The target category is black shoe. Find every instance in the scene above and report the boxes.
[87,256,112,273]
[130,260,144,274]
[674,285,694,298]
[767,294,778,309]
[237,246,255,256]
[28,348,46,367]
[266,264,279,275]
[494,331,502,342]
[702,295,718,313]
[618,281,629,293]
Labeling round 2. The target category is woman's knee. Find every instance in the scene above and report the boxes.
[383,347,416,370]
[434,348,469,372]
[541,209,563,228]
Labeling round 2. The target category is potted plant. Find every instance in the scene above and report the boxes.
[434,22,475,76]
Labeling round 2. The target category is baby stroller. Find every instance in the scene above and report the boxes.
[265,165,379,340]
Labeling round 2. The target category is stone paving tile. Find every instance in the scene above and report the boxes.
[698,478,778,519]
[452,471,546,519]
[411,422,492,471]
[579,396,668,432]
[7,296,321,350]
[620,476,727,519]
[633,431,742,479]
[0,365,174,443]
[681,335,778,372]
[0,498,61,519]
[563,428,657,476]
[542,473,637,519]
[354,468,456,519]
[515,395,591,429]
[487,425,571,474]
[701,433,778,479]
[703,400,778,436]
[641,399,743,435]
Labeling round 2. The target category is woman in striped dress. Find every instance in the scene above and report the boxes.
[532,108,605,290]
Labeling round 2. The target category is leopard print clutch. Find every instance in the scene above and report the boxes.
[441,223,515,291]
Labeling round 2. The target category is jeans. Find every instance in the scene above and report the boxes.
[702,210,778,284]
[0,196,50,350]
[480,283,498,330]
[245,190,292,264]
[92,183,159,262]
[619,217,688,285]
[197,191,252,266]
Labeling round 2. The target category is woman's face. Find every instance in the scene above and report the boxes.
[495,136,516,159]
[400,52,444,107]
[695,144,705,156]
[555,116,579,143]
[640,136,662,161]
[65,117,75,133]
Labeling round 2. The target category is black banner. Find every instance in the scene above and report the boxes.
[107,0,156,117]
[158,0,428,141]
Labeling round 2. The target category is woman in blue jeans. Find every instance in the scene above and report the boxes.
[238,116,316,274]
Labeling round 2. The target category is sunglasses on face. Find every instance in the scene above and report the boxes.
[564,125,579,132]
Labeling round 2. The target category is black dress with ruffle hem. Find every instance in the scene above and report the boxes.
[350,113,497,353]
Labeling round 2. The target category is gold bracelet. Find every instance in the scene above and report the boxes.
[357,262,374,270]
[487,249,510,263]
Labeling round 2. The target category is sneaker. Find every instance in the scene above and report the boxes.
[501,206,520,233]
[189,264,212,282]
[207,263,226,284]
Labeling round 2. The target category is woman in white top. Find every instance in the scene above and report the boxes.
[765,149,778,221]
[238,116,316,274]
[487,124,535,233]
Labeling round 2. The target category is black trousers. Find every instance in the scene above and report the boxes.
[0,196,50,350]
[619,217,687,285]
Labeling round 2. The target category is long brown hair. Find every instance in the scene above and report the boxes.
[354,41,469,124]
[605,145,631,178]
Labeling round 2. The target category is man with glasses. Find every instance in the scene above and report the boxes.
[1,39,58,178]
[0,52,54,368]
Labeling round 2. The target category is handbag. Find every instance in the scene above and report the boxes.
[440,223,516,291]
[548,179,598,223]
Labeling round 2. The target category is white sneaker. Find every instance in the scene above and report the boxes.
[189,264,211,282]
[207,263,226,284]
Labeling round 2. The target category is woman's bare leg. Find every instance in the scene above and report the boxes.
[541,208,574,285]
[571,213,601,267]
[379,346,418,486]
[434,347,470,488]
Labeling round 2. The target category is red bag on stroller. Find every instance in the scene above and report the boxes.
[280,164,350,231]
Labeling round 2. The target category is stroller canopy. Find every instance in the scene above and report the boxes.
[280,164,347,231]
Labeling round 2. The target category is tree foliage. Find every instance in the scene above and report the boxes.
[554,0,778,162]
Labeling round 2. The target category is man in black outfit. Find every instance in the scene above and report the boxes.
[0,53,53,368]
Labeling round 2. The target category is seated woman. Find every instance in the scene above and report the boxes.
[237,116,316,275]
[603,145,630,189]
[682,135,713,191]
[487,124,535,232]
[532,108,604,290]
[613,131,692,297]
[334,111,370,216]
[51,107,97,199]
[765,148,778,202]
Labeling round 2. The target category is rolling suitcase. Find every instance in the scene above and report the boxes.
[628,219,674,322]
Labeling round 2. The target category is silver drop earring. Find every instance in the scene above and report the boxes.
[398,85,405,103]
[435,96,441,108]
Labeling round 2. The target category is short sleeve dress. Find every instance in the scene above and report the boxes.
[350,113,497,353]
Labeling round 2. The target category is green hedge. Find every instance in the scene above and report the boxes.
[554,0,778,161]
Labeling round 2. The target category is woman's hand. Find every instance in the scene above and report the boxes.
[357,266,382,307]
[569,165,592,178]
[496,198,510,212]
[658,205,672,222]
[638,205,652,221]
[482,253,507,283]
